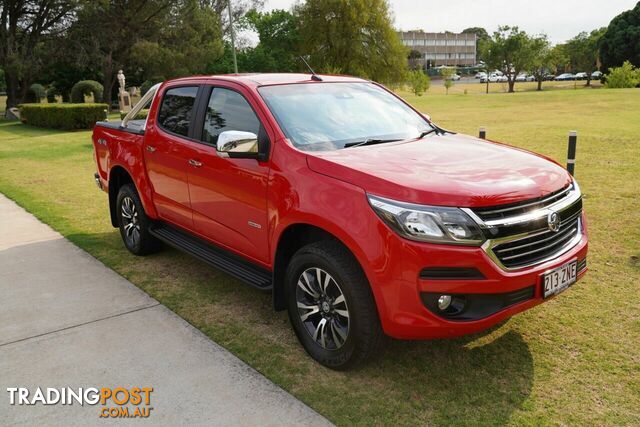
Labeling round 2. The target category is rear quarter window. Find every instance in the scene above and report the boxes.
[157,86,198,137]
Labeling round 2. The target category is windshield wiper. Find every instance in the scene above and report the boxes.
[343,138,401,148]
[418,128,438,138]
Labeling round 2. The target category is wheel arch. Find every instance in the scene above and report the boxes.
[272,223,368,311]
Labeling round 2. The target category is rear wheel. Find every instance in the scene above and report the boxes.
[285,241,383,370]
[116,184,161,255]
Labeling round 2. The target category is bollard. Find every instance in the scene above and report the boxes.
[567,131,577,175]
[479,127,486,139]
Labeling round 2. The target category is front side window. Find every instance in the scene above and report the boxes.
[259,83,432,152]
[157,86,198,137]
[202,88,261,145]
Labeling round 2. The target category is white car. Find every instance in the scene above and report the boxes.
[475,72,487,79]
[481,73,509,83]
[450,73,461,81]
[516,73,535,82]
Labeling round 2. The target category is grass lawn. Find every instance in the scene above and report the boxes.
[1,86,639,426]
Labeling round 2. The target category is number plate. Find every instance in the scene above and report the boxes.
[542,259,577,299]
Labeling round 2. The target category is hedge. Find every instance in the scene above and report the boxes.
[19,103,108,130]
[120,109,149,120]
[70,80,104,103]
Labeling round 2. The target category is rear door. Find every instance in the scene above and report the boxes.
[186,84,271,265]
[144,85,200,229]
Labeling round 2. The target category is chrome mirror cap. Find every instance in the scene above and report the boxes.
[216,131,258,157]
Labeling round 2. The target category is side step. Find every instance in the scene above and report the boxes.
[149,223,272,291]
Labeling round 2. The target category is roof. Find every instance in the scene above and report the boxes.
[166,73,369,88]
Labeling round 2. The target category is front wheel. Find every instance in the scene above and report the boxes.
[285,241,383,370]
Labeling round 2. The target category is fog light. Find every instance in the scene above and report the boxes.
[437,295,452,311]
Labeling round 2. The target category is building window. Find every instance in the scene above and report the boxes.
[466,40,475,46]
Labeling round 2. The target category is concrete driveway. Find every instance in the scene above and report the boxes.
[0,193,331,426]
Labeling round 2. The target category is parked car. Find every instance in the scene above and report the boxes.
[575,72,588,80]
[516,73,535,82]
[480,73,508,83]
[591,71,603,79]
[555,73,576,81]
[93,73,588,369]
[544,74,556,81]
[475,72,487,79]
[450,73,461,81]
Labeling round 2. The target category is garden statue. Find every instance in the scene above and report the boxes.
[117,70,131,113]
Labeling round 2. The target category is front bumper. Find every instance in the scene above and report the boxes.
[370,213,588,339]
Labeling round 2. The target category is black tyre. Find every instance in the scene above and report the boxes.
[116,184,161,256]
[285,241,383,370]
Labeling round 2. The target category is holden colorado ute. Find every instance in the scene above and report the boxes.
[92,73,588,369]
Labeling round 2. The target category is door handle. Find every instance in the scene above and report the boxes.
[188,159,203,167]
[146,146,156,153]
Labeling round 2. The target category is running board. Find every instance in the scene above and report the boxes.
[149,223,272,291]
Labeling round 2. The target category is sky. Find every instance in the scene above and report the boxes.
[263,0,639,44]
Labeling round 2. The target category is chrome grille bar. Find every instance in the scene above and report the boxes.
[466,181,584,271]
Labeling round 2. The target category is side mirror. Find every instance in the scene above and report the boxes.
[216,131,258,159]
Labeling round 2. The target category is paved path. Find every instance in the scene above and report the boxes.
[0,193,331,426]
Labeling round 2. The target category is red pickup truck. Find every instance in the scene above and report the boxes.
[92,73,588,369]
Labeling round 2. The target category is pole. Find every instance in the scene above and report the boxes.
[479,127,486,139]
[567,131,577,175]
[227,0,238,74]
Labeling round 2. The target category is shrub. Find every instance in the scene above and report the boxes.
[46,85,61,103]
[70,80,104,103]
[605,61,640,88]
[120,109,149,120]
[407,70,430,96]
[25,84,46,103]
[19,104,108,130]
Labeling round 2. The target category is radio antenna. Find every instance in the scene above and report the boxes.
[299,56,323,81]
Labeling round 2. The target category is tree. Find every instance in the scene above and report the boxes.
[565,28,606,86]
[297,0,408,85]
[0,0,79,111]
[482,26,539,93]
[441,67,454,94]
[408,49,422,70]
[241,8,301,72]
[462,27,489,62]
[407,69,429,96]
[530,42,566,91]
[68,0,225,108]
[600,2,640,71]
[130,0,224,82]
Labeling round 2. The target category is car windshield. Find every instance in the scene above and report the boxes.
[258,82,432,151]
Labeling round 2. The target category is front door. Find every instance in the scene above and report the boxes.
[144,85,200,229]
[187,85,270,265]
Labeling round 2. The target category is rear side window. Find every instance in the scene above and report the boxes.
[158,86,198,137]
[203,88,261,145]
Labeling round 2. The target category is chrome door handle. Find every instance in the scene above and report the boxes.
[188,159,203,167]
[146,146,156,153]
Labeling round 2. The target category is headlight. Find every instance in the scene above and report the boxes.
[368,195,485,245]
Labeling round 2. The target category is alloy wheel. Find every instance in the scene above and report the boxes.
[121,196,141,247]
[296,267,350,350]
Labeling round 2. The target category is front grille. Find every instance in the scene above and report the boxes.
[473,185,572,221]
[492,215,581,269]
